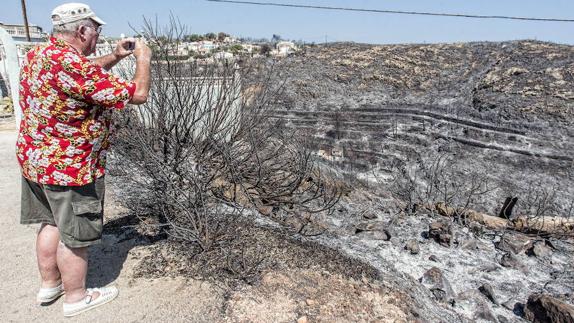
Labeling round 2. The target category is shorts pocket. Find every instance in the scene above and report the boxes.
[71,200,103,242]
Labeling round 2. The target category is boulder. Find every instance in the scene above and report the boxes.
[524,294,574,323]
[428,255,440,263]
[527,241,553,258]
[502,299,516,311]
[479,283,499,305]
[461,238,479,251]
[495,233,534,254]
[257,205,274,216]
[474,301,499,322]
[420,267,455,304]
[405,239,420,255]
[429,220,452,247]
[502,300,526,317]
[361,211,378,220]
[500,252,524,270]
[354,222,391,241]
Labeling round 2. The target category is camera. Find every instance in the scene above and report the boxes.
[126,41,135,51]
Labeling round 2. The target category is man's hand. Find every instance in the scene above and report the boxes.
[113,38,136,59]
[133,39,152,61]
[129,38,152,104]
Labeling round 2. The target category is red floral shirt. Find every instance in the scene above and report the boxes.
[16,37,136,186]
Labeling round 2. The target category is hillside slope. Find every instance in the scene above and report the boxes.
[273,40,574,216]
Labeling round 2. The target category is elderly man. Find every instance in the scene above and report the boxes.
[16,3,151,317]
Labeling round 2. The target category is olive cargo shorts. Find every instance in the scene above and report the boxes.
[20,176,105,248]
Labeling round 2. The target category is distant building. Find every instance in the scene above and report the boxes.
[222,36,236,44]
[198,41,217,54]
[242,44,260,54]
[167,44,189,57]
[188,42,201,53]
[0,22,47,43]
[213,51,234,60]
[273,41,298,57]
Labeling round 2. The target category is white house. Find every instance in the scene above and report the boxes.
[188,42,201,52]
[0,22,47,44]
[222,36,237,44]
[275,41,297,56]
[242,44,261,54]
[213,51,234,60]
[199,41,217,54]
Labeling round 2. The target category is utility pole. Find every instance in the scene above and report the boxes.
[21,0,31,42]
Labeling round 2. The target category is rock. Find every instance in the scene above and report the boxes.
[479,283,499,305]
[479,263,500,273]
[354,221,380,232]
[354,222,391,241]
[420,267,455,304]
[355,229,390,241]
[505,67,529,76]
[429,220,452,247]
[429,255,440,262]
[305,299,316,306]
[362,211,378,220]
[524,294,574,323]
[502,299,516,311]
[461,238,478,251]
[500,252,523,270]
[297,316,308,323]
[474,302,499,322]
[528,241,553,258]
[256,205,274,216]
[512,302,526,317]
[469,222,484,235]
[405,239,420,255]
[495,233,534,254]
[497,315,510,323]
[502,300,526,317]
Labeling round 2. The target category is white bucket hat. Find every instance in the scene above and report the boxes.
[51,3,106,26]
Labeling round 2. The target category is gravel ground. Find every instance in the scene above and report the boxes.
[0,122,225,322]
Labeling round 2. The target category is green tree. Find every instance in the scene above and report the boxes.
[229,44,243,54]
[205,32,217,40]
[185,34,202,42]
[217,32,230,42]
[259,44,271,56]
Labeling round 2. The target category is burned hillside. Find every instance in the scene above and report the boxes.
[108,33,574,323]
[271,40,574,217]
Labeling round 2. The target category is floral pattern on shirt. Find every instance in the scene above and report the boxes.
[16,37,136,186]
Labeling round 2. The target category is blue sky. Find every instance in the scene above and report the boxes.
[1,0,573,44]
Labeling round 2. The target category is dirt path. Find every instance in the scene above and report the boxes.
[0,123,224,322]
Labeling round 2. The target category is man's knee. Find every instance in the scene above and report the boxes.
[58,241,88,257]
[38,223,58,234]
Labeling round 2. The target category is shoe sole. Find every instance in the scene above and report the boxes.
[63,290,119,317]
[37,290,65,305]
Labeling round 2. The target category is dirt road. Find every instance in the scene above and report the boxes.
[0,122,223,322]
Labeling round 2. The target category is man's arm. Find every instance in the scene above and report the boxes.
[92,38,135,71]
[92,53,122,71]
[129,39,152,105]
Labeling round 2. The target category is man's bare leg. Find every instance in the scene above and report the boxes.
[36,224,61,288]
[56,243,100,303]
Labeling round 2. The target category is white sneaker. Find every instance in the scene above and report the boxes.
[62,286,119,317]
[37,283,64,304]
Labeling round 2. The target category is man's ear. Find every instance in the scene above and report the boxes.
[77,25,87,40]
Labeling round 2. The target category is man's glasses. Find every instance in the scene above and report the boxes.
[85,25,102,34]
